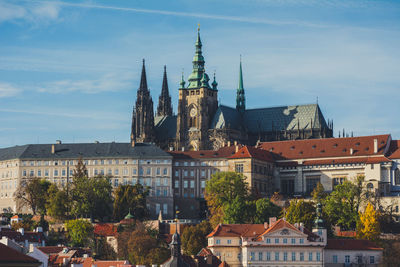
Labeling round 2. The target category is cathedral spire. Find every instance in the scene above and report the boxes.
[157,65,173,116]
[236,58,246,113]
[187,26,207,89]
[139,59,148,91]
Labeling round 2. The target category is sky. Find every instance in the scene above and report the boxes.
[0,0,399,148]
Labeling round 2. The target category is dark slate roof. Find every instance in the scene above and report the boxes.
[155,115,177,140]
[211,104,328,133]
[0,142,171,161]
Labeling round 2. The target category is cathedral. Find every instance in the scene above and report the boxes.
[131,29,333,151]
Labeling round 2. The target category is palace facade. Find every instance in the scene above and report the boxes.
[130,29,333,151]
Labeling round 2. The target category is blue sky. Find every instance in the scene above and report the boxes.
[0,0,399,148]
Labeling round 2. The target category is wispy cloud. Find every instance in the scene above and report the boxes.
[36,72,134,94]
[0,82,21,97]
[0,0,60,24]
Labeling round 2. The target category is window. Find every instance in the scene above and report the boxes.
[283,252,288,261]
[333,255,338,263]
[23,170,27,176]
[291,238,295,244]
[306,177,320,193]
[275,238,279,244]
[163,189,168,196]
[146,168,151,175]
[316,252,320,261]
[62,169,66,176]
[309,252,313,261]
[123,168,128,175]
[156,168,160,175]
[184,181,188,188]
[108,169,112,175]
[201,170,205,177]
[190,180,195,188]
[216,239,220,245]
[164,178,168,186]
[201,180,205,188]
[227,239,231,244]
[54,169,58,176]
[114,169,119,175]
[274,252,279,261]
[250,252,255,261]
[38,170,42,177]
[175,180,179,188]
[30,170,34,177]
[163,203,168,215]
[184,170,188,176]
[266,252,271,261]
[94,169,98,175]
[163,168,168,175]
[235,163,244,173]
[266,238,271,244]
[283,238,287,244]
[114,179,119,187]
[292,252,296,261]
[259,252,263,261]
[300,238,304,244]
[370,256,375,264]
[175,170,179,177]
[45,169,49,176]
[139,168,143,175]
[190,170,194,177]
[300,252,304,261]
[345,255,350,263]
[156,203,160,214]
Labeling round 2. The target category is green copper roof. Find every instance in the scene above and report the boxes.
[124,210,134,220]
[186,28,211,89]
[212,72,218,90]
[236,60,245,112]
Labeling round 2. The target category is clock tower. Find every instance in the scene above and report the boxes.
[176,28,218,151]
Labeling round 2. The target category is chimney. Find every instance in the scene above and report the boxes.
[234,141,237,146]
[227,141,231,147]
[235,145,239,153]
[300,223,304,232]
[169,147,173,151]
[18,228,24,235]
[131,140,136,147]
[269,217,277,226]
[181,147,185,152]
[350,148,353,155]
[264,222,269,229]
[56,140,62,144]
[374,139,378,153]
[51,144,55,154]
[63,258,70,265]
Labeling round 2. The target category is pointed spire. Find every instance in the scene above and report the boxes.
[180,71,186,89]
[201,70,210,88]
[157,65,173,117]
[187,26,206,89]
[236,56,246,113]
[139,59,148,91]
[212,71,218,90]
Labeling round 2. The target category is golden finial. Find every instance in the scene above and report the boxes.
[197,23,200,32]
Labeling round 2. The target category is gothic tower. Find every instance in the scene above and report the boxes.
[176,28,218,151]
[236,59,246,113]
[157,65,173,117]
[131,59,155,144]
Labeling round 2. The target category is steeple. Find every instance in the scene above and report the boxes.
[139,59,148,91]
[236,58,246,113]
[187,26,209,89]
[212,72,218,90]
[180,72,186,89]
[157,65,173,117]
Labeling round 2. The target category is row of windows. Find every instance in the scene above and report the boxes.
[21,159,171,167]
[265,238,305,244]
[174,180,206,189]
[175,169,217,178]
[174,161,227,167]
[282,162,365,170]
[332,255,375,264]
[249,251,321,262]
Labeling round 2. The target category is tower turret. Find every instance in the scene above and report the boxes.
[236,59,246,113]
[312,202,327,245]
[157,65,173,117]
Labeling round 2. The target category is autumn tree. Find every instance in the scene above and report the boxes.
[14,177,51,215]
[113,184,149,221]
[357,202,380,241]
[285,200,316,230]
[181,220,213,255]
[205,172,250,226]
[66,219,94,247]
[46,184,68,221]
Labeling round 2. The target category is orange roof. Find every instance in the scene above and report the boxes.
[169,145,241,160]
[94,223,117,237]
[389,140,400,159]
[326,239,383,251]
[11,215,19,219]
[256,219,304,241]
[258,134,391,160]
[82,258,131,267]
[229,146,274,162]
[207,224,265,238]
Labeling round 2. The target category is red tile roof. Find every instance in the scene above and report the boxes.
[82,258,131,267]
[207,224,266,238]
[0,228,44,243]
[0,242,40,265]
[260,219,301,236]
[258,134,391,160]
[94,223,117,237]
[197,247,214,257]
[389,140,400,159]
[229,146,274,162]
[326,239,383,251]
[37,246,64,255]
[11,215,19,219]
[169,145,241,160]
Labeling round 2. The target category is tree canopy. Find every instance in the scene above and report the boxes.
[357,202,380,241]
[113,184,149,221]
[181,220,212,256]
[285,200,316,230]
[14,177,51,215]
[66,219,94,247]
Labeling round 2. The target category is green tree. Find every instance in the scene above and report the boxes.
[312,182,327,201]
[14,177,51,215]
[46,184,68,221]
[324,178,365,230]
[357,202,380,241]
[285,200,316,230]
[181,220,212,255]
[113,184,149,221]
[65,219,94,247]
[70,159,113,221]
[223,196,251,224]
[95,237,117,260]
[204,172,250,226]
[252,198,282,224]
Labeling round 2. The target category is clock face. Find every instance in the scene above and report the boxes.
[190,107,197,117]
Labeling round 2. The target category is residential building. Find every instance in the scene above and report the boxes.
[0,142,173,218]
[0,242,41,267]
[0,227,45,253]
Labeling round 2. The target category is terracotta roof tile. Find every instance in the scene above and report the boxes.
[229,146,274,162]
[258,134,390,160]
[82,258,131,267]
[94,223,117,237]
[207,224,265,238]
[389,140,400,159]
[0,242,40,264]
[37,246,64,255]
[326,239,383,251]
